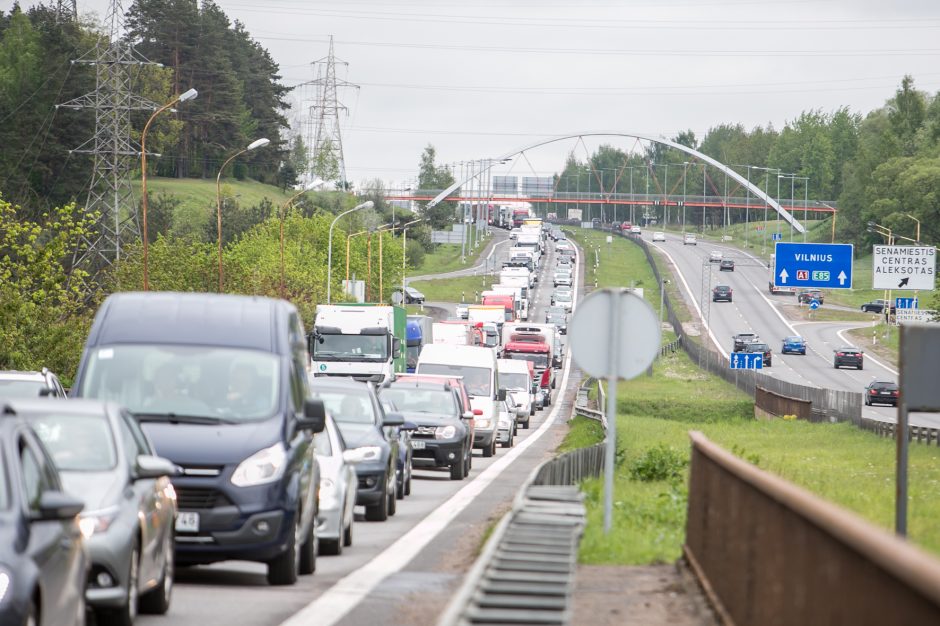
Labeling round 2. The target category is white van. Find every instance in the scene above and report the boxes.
[497,358,534,429]
[417,344,503,458]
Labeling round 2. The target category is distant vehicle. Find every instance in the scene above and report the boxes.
[860,299,895,314]
[652,231,666,242]
[768,282,796,296]
[394,286,426,304]
[630,225,642,235]
[797,289,824,305]
[732,332,760,352]
[16,398,178,622]
[0,405,88,626]
[545,308,567,334]
[709,250,723,263]
[864,381,899,406]
[781,336,807,355]
[495,398,519,449]
[553,272,572,287]
[742,342,772,367]
[0,368,67,398]
[455,303,470,319]
[497,359,535,429]
[314,414,359,555]
[834,347,864,370]
[712,285,733,302]
[719,259,735,272]
[311,304,407,382]
[551,289,573,311]
[683,233,697,245]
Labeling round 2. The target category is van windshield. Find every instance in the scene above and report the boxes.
[498,372,529,390]
[417,364,491,397]
[314,333,388,361]
[78,345,280,422]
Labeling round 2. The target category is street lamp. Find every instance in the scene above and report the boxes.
[401,218,423,300]
[140,87,197,291]
[815,201,838,243]
[216,137,271,292]
[327,200,374,303]
[278,179,322,299]
[902,213,922,243]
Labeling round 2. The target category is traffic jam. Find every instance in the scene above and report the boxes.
[0,215,574,625]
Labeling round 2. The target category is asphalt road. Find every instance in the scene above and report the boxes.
[137,230,579,626]
[645,231,939,428]
[406,230,512,282]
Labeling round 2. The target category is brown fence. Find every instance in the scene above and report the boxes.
[754,386,812,421]
[685,431,940,626]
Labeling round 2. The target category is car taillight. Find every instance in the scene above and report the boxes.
[870,389,877,394]
[892,390,899,396]
[836,352,844,356]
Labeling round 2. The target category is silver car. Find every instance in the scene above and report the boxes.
[15,399,178,624]
[315,414,359,556]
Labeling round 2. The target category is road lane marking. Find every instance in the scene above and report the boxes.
[281,244,580,626]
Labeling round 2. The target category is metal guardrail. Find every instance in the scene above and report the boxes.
[859,419,940,446]
[686,430,940,625]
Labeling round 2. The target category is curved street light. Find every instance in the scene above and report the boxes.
[327,200,374,303]
[215,137,271,292]
[400,218,423,302]
[140,87,197,290]
[278,179,322,299]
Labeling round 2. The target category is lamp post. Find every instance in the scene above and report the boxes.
[140,87,197,291]
[215,137,271,292]
[902,214,922,243]
[815,201,838,243]
[346,228,368,286]
[682,161,689,232]
[327,200,374,304]
[278,180,321,299]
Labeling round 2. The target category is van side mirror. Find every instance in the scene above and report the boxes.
[299,398,326,433]
[392,337,402,357]
[497,388,507,401]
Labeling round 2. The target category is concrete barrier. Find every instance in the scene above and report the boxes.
[685,431,940,626]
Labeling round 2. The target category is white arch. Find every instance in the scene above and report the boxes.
[425,132,804,234]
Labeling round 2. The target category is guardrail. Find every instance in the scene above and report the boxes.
[660,336,682,357]
[859,419,940,446]
[686,430,940,625]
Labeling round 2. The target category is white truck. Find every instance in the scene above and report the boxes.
[491,282,528,321]
[468,304,508,328]
[500,266,534,289]
[311,304,406,382]
[432,321,476,346]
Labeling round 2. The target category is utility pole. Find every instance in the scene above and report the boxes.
[54,0,77,20]
[302,36,358,188]
[58,0,160,274]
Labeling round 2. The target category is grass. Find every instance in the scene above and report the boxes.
[783,305,878,323]
[573,348,940,565]
[133,176,293,207]
[409,239,490,276]
[847,323,900,367]
[409,275,494,304]
[558,415,605,452]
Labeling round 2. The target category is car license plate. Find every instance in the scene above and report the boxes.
[411,440,426,450]
[881,392,891,395]
[176,511,200,533]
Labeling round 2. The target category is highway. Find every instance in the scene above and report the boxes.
[645,230,940,428]
[137,230,577,626]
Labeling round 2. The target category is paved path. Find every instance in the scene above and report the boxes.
[406,230,511,282]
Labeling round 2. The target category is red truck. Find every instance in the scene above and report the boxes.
[501,337,555,405]
[481,293,515,323]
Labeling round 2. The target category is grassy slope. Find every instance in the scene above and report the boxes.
[134,176,293,207]
[409,275,494,304]
[409,240,489,277]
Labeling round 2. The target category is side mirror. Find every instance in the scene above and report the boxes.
[401,420,418,431]
[134,455,180,480]
[392,337,402,357]
[34,491,84,521]
[298,398,326,433]
[38,388,54,397]
[383,412,405,427]
[342,448,367,465]
[461,411,474,420]
[497,388,507,402]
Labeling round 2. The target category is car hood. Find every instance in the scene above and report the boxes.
[60,470,125,512]
[140,417,281,466]
[333,421,384,449]
[397,411,459,428]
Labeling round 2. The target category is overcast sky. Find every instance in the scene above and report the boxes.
[8,0,940,188]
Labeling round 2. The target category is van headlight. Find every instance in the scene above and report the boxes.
[232,443,287,487]
[434,425,457,439]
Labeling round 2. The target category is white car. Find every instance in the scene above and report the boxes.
[496,398,518,448]
[315,414,359,555]
[683,233,697,245]
[553,273,572,287]
[455,303,469,319]
[652,231,666,242]
[630,225,642,235]
[709,251,723,263]
[551,290,573,311]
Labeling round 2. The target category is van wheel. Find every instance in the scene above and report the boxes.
[343,514,353,547]
[522,417,530,429]
[299,513,317,574]
[365,483,389,522]
[267,517,300,585]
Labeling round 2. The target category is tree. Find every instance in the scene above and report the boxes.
[416,145,456,229]
[889,75,926,157]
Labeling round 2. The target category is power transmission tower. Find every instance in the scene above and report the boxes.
[58,0,160,272]
[55,0,77,20]
[302,36,358,188]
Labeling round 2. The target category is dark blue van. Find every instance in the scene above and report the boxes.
[71,292,325,586]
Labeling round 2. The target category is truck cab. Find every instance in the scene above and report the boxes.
[310,304,406,383]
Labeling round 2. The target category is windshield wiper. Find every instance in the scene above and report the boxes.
[135,413,224,425]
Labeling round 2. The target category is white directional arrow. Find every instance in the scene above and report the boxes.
[779,268,789,284]
[838,270,847,286]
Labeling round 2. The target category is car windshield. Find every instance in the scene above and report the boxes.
[380,388,457,417]
[749,344,770,352]
[554,293,572,302]
[507,352,549,369]
[786,337,804,343]
[873,382,898,390]
[313,390,376,425]
[0,379,47,398]
[499,372,529,390]
[27,412,118,472]
[418,363,491,397]
[77,344,280,422]
[549,307,566,316]
[314,333,388,361]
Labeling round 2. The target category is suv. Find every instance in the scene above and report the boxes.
[719,259,735,272]
[743,342,772,367]
[798,289,825,305]
[864,381,899,406]
[72,292,326,585]
[712,285,733,302]
[861,299,895,314]
[732,332,759,352]
[0,368,67,398]
[395,286,426,304]
[834,347,864,370]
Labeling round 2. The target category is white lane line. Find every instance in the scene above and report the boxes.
[281,247,581,626]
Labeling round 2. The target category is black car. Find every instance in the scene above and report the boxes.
[379,380,473,480]
[72,292,326,586]
[860,300,896,314]
[719,259,735,272]
[0,406,87,626]
[732,332,759,352]
[742,342,772,367]
[309,377,403,522]
[713,285,733,302]
[865,381,899,406]
[797,289,825,305]
[395,286,426,304]
[834,347,864,370]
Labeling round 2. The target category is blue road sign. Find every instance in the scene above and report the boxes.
[730,353,764,370]
[896,297,919,310]
[809,300,820,310]
[771,233,783,241]
[773,242,854,289]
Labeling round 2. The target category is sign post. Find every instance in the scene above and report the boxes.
[773,242,854,290]
[568,290,661,534]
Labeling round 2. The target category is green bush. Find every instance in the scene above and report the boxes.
[628,444,688,483]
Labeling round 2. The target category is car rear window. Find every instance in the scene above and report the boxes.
[0,380,46,398]
[27,413,118,472]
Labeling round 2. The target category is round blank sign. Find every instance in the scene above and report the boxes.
[568,289,661,380]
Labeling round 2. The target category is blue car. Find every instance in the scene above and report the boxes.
[782,336,807,355]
